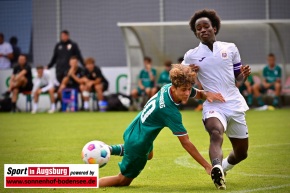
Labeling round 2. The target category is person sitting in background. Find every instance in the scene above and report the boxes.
[80,57,109,111]
[57,56,84,104]
[31,66,55,114]
[9,36,21,67]
[253,53,282,107]
[4,54,33,112]
[236,74,254,107]
[157,60,172,88]
[131,56,157,105]
[0,33,13,70]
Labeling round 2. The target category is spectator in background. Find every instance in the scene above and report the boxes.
[236,74,254,107]
[57,56,84,103]
[31,66,55,114]
[0,33,13,69]
[157,60,172,88]
[177,57,184,64]
[253,53,282,107]
[80,57,109,111]
[131,56,157,103]
[47,30,84,85]
[9,36,21,67]
[5,54,33,112]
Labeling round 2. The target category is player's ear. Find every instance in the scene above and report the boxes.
[213,27,217,34]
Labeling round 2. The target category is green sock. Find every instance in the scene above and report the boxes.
[273,96,279,106]
[110,144,124,156]
[247,94,253,106]
[257,96,264,106]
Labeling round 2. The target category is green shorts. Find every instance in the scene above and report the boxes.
[118,145,153,178]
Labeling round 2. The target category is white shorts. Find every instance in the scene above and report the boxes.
[202,109,248,139]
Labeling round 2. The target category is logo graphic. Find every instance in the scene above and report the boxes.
[4,164,99,188]
[199,57,206,62]
[221,50,228,59]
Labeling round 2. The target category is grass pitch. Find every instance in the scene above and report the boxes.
[0,109,290,193]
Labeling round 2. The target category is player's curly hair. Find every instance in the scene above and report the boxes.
[170,64,196,87]
[189,9,221,36]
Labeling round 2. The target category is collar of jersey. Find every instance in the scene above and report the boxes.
[167,86,180,106]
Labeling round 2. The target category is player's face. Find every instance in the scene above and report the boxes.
[165,65,171,72]
[267,56,276,68]
[175,84,192,103]
[195,17,216,44]
[85,63,94,72]
[37,69,44,77]
[18,55,26,66]
[61,33,69,42]
[144,60,151,69]
[69,59,78,68]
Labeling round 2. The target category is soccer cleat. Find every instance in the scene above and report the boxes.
[48,109,55,114]
[211,165,226,190]
[31,109,37,114]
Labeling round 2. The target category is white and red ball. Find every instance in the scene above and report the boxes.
[81,140,110,168]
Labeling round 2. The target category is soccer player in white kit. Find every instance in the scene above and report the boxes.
[182,9,251,190]
[31,66,55,114]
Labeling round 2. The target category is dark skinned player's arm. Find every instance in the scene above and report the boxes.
[193,88,225,103]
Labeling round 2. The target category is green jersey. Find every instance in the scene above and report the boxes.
[263,65,281,83]
[158,70,171,86]
[123,83,197,155]
[139,68,157,88]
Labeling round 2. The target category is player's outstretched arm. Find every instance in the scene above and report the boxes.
[178,135,212,174]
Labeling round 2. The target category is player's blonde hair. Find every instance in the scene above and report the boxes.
[170,64,196,87]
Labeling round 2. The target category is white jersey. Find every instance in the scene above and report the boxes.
[183,41,248,112]
[32,70,54,93]
[0,42,13,69]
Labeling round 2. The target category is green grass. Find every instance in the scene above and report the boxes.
[0,109,290,193]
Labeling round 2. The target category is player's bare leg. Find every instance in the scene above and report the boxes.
[99,173,134,187]
[48,88,56,113]
[32,89,40,114]
[222,138,248,172]
[204,117,226,189]
[273,81,281,107]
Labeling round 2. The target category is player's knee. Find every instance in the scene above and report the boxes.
[131,90,137,97]
[237,151,248,161]
[118,174,133,186]
[145,88,151,95]
[147,151,153,160]
[209,129,223,142]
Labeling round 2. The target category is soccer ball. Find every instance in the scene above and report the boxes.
[81,140,111,168]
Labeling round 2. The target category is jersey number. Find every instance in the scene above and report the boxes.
[140,94,157,123]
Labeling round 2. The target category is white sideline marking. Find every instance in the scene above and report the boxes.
[174,143,290,178]
[227,184,290,193]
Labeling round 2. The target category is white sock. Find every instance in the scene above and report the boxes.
[222,156,234,172]
[33,102,38,111]
[50,103,55,110]
[84,101,89,109]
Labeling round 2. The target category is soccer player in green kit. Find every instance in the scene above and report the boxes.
[99,64,225,187]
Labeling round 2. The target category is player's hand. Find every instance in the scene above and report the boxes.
[205,165,212,175]
[189,64,199,72]
[205,92,225,103]
[241,65,251,79]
